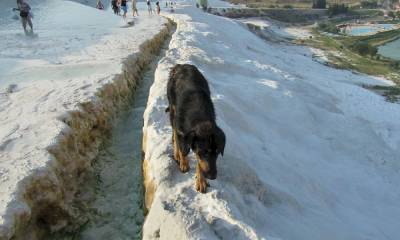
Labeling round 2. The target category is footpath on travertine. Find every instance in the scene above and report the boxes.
[142,1,400,239]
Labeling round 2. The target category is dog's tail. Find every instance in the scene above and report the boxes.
[165,107,170,113]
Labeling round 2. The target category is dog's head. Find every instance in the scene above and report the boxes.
[184,121,225,180]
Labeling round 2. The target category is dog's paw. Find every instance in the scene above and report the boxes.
[179,161,190,173]
[196,177,208,193]
[173,150,180,162]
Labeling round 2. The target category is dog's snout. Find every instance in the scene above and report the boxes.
[208,174,217,180]
[205,171,217,180]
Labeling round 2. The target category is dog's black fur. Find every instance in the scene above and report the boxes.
[167,64,225,192]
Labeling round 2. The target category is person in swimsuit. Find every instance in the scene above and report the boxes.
[155,1,160,15]
[146,0,153,15]
[14,0,33,35]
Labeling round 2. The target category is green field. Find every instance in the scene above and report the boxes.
[303,27,400,101]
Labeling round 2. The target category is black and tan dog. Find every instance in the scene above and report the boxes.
[166,64,226,193]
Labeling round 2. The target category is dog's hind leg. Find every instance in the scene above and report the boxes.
[172,129,180,163]
[170,106,180,162]
[195,162,209,193]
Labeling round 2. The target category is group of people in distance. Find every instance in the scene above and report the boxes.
[165,1,176,7]
[108,0,161,17]
[146,0,161,15]
[13,0,169,36]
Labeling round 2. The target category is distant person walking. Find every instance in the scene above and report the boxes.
[131,0,139,17]
[111,0,120,15]
[121,0,128,18]
[155,1,160,15]
[14,0,33,35]
[96,0,104,10]
[147,0,153,15]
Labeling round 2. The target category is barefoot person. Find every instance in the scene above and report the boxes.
[121,0,128,18]
[155,1,160,15]
[131,0,139,17]
[14,0,33,35]
[111,0,119,15]
[146,0,153,15]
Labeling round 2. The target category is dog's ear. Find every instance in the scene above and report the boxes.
[214,126,225,156]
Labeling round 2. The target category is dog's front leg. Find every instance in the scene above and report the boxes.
[195,162,209,193]
[178,149,190,173]
[174,132,190,173]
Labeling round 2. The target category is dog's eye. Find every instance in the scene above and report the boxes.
[204,150,213,157]
[203,151,210,157]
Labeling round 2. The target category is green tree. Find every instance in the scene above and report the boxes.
[328,3,349,15]
[353,42,378,57]
[388,11,395,20]
[317,22,339,33]
[360,0,378,8]
[312,0,326,9]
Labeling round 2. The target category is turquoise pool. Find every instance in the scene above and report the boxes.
[378,38,400,61]
[347,24,395,36]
